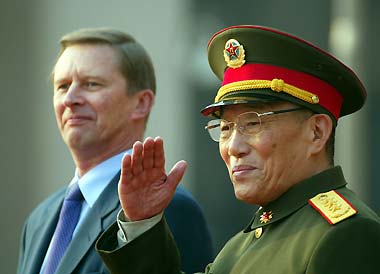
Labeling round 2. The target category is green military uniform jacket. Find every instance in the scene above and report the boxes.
[96,166,380,274]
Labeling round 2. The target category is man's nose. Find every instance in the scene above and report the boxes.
[227,128,250,157]
[64,83,84,107]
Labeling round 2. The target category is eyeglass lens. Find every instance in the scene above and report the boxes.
[206,112,262,142]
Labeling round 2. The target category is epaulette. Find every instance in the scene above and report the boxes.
[308,190,357,225]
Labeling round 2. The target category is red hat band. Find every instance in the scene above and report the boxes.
[216,63,343,120]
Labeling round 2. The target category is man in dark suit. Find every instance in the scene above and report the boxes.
[96,25,380,273]
[17,28,213,274]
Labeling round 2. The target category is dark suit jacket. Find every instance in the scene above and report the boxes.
[17,173,213,274]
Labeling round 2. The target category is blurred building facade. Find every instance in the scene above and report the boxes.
[1,0,379,273]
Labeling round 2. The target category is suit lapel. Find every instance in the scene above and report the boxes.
[56,172,121,274]
[23,189,65,274]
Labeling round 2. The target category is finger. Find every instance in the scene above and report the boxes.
[120,153,132,184]
[142,137,154,169]
[166,160,187,192]
[153,136,165,168]
[131,141,143,175]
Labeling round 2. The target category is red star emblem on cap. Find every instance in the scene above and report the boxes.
[223,39,246,68]
[225,41,239,59]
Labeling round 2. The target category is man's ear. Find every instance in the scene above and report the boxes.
[130,89,155,120]
[306,114,333,157]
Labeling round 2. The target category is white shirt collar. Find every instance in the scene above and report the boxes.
[70,149,132,208]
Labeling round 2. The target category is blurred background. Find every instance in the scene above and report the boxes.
[1,0,379,272]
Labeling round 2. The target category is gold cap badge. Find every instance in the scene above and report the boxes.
[223,39,246,68]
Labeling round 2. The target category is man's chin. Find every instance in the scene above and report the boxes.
[64,134,93,150]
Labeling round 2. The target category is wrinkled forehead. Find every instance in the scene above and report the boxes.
[53,44,122,81]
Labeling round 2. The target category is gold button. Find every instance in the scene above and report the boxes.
[255,227,263,239]
[311,95,319,104]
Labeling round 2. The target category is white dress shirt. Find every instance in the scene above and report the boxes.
[40,150,131,273]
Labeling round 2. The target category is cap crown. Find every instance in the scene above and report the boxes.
[202,25,366,121]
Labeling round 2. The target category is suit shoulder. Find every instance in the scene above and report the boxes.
[26,187,66,220]
[172,184,198,204]
[166,185,205,218]
[173,184,194,197]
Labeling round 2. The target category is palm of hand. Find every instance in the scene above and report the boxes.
[118,137,187,221]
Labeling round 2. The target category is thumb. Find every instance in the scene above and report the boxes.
[166,160,187,191]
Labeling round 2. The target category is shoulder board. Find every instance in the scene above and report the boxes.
[308,190,357,225]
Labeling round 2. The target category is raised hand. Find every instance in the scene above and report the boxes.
[118,136,187,221]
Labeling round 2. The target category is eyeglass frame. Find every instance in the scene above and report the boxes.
[205,107,305,142]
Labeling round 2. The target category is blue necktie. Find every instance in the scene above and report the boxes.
[43,183,83,274]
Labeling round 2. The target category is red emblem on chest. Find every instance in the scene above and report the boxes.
[260,211,273,224]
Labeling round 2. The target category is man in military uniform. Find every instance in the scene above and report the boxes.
[96,25,380,274]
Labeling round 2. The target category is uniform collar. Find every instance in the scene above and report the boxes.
[245,166,347,232]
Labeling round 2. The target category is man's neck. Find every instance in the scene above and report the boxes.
[72,142,135,177]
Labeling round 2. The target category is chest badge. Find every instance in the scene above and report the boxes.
[260,211,273,224]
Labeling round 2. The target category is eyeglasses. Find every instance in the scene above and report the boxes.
[205,107,304,142]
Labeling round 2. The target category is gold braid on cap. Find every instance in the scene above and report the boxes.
[215,78,320,104]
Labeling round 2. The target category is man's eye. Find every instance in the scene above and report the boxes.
[245,121,260,127]
[243,120,260,133]
[220,124,231,132]
[56,83,69,91]
[86,82,99,88]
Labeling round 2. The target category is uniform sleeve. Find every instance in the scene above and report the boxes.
[165,188,214,273]
[306,216,380,274]
[116,210,163,244]
[96,217,184,274]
